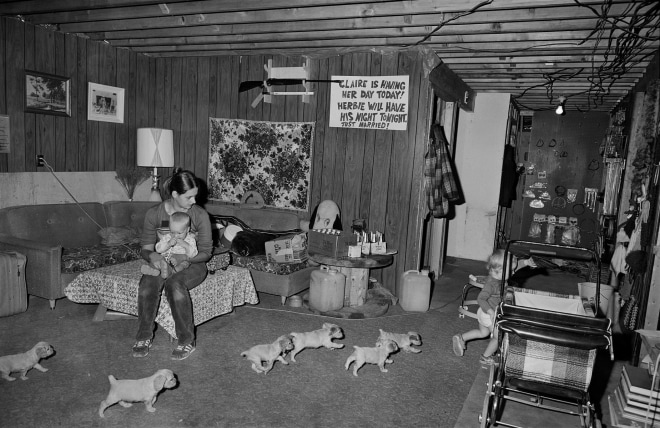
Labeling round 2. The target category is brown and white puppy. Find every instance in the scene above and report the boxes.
[289,322,344,362]
[378,329,422,354]
[345,339,398,377]
[241,335,294,374]
[98,369,177,417]
[0,341,54,381]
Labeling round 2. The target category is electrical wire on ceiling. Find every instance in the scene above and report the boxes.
[513,0,660,112]
[411,0,494,46]
[415,0,658,112]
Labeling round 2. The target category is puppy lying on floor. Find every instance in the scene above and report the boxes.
[241,335,294,374]
[98,369,177,417]
[0,341,54,381]
[378,329,422,353]
[289,322,344,362]
[345,339,398,377]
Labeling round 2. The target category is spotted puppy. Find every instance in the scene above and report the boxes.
[0,341,54,381]
[378,329,422,354]
[345,339,398,377]
[99,369,177,417]
[289,322,344,362]
[241,335,294,374]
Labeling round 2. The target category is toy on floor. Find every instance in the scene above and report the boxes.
[241,335,294,374]
[457,274,486,320]
[98,369,177,417]
[0,341,54,381]
[377,329,422,353]
[289,322,345,362]
[345,339,398,377]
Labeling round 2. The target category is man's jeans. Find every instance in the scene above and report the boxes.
[136,262,208,345]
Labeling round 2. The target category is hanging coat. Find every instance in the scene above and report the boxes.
[424,125,460,218]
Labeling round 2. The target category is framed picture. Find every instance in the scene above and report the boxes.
[88,82,124,123]
[25,70,71,117]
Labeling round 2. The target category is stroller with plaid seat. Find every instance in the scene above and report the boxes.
[480,241,613,428]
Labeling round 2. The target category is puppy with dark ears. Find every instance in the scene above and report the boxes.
[345,339,398,377]
[378,329,422,354]
[289,322,344,362]
[0,341,54,381]
[241,335,294,374]
[98,369,177,417]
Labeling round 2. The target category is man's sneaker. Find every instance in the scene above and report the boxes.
[452,334,465,356]
[132,339,153,358]
[171,342,196,360]
[479,354,495,366]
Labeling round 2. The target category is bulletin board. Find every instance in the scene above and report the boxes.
[512,111,610,250]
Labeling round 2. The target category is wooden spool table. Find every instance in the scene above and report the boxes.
[308,252,394,308]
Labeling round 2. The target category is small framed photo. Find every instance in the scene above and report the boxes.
[88,82,124,123]
[25,70,71,117]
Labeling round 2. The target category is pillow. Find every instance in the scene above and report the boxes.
[97,226,140,246]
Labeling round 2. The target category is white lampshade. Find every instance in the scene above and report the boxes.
[137,128,174,167]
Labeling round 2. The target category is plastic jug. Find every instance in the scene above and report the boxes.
[399,269,431,312]
[310,266,346,312]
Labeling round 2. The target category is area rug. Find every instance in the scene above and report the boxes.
[0,293,479,428]
[207,118,314,210]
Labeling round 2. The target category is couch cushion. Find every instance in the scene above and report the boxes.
[103,201,158,229]
[231,253,309,275]
[61,243,142,273]
[0,203,107,248]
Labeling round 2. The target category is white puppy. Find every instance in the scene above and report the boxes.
[98,369,177,417]
[378,329,422,353]
[241,335,294,374]
[345,339,398,377]
[289,322,344,362]
[0,341,54,381]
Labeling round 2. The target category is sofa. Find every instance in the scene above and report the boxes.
[206,203,315,305]
[0,201,159,308]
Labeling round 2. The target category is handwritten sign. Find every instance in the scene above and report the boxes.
[329,76,409,131]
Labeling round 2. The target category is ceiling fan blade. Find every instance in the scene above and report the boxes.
[240,78,343,93]
[238,80,265,93]
[250,92,264,108]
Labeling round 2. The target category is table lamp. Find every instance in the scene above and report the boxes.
[137,128,174,201]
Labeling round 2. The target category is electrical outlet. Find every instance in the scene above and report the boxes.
[36,155,44,167]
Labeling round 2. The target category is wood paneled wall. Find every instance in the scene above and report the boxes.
[0,17,434,291]
[0,18,155,173]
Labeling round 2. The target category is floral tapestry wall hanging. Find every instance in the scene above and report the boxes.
[208,118,314,211]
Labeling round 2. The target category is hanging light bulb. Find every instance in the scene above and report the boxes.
[555,96,566,115]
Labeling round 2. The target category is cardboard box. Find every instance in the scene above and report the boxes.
[307,230,358,258]
[265,233,308,263]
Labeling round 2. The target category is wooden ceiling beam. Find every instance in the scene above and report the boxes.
[84,3,639,41]
[53,1,504,33]
[108,19,615,46]
[124,29,652,53]
[464,79,638,85]
[455,71,645,79]
[52,0,646,33]
[16,0,639,23]
[107,23,659,48]
[432,47,659,58]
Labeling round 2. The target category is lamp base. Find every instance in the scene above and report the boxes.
[149,167,162,202]
[149,188,162,202]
